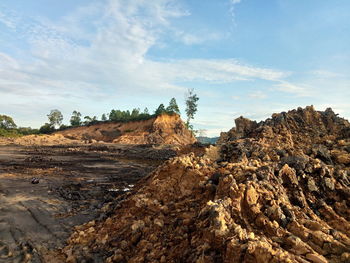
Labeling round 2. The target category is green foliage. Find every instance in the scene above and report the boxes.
[70,111,82,126]
[0,115,39,137]
[37,97,185,131]
[17,127,39,135]
[166,98,180,115]
[90,116,98,125]
[0,114,17,129]
[59,124,69,130]
[109,108,153,122]
[155,104,166,115]
[82,116,98,126]
[0,128,20,137]
[131,108,140,118]
[39,123,55,134]
[109,110,128,122]
[47,109,63,129]
[185,88,199,128]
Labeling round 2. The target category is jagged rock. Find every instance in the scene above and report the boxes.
[313,145,333,164]
[63,106,350,262]
[307,178,318,192]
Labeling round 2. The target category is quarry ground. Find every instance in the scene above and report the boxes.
[0,144,173,263]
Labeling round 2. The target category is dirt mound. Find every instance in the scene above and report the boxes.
[0,134,80,146]
[63,106,350,263]
[56,114,196,145]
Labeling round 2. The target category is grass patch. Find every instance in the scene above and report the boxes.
[0,129,22,138]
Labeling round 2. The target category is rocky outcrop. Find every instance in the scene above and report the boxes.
[63,106,350,263]
[57,114,196,145]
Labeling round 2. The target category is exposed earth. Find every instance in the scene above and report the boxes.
[0,143,176,263]
[56,114,196,145]
[0,107,349,263]
[63,106,350,263]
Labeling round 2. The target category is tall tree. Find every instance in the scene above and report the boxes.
[131,108,140,118]
[83,116,92,125]
[155,104,166,115]
[70,111,82,126]
[143,107,149,115]
[101,114,107,121]
[166,98,180,114]
[185,88,199,128]
[47,109,63,129]
[39,123,54,134]
[0,115,17,129]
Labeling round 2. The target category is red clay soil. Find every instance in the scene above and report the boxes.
[63,106,350,263]
[56,114,196,145]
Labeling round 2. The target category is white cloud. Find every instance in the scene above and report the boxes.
[158,59,289,83]
[310,70,344,79]
[0,0,289,103]
[274,81,312,97]
[173,30,223,45]
[0,52,19,69]
[0,10,18,29]
[0,0,297,130]
[248,90,267,99]
[229,0,242,26]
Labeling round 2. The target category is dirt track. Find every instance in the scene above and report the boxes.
[0,144,173,262]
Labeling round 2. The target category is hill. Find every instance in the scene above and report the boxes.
[56,113,196,145]
[196,136,219,144]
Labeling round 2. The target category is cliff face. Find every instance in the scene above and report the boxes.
[56,114,196,145]
[64,106,350,263]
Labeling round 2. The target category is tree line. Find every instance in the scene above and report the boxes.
[0,115,39,137]
[0,89,199,137]
[40,90,198,133]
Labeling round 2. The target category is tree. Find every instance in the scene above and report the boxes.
[59,124,69,130]
[166,98,180,114]
[131,108,140,118]
[101,114,107,121]
[91,116,98,124]
[155,104,166,115]
[47,109,63,129]
[0,115,17,129]
[143,107,149,115]
[39,123,54,134]
[185,88,199,128]
[83,116,92,125]
[70,111,82,126]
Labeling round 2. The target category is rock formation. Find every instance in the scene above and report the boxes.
[63,106,350,263]
[56,114,196,145]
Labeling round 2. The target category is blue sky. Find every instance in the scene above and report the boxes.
[0,0,349,136]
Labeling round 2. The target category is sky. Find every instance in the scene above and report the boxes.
[0,0,349,136]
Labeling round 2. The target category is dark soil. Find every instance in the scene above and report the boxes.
[0,144,172,262]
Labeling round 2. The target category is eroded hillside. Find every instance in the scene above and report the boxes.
[64,106,350,263]
[56,114,196,145]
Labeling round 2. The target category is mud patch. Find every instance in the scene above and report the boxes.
[0,144,166,262]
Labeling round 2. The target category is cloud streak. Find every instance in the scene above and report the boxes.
[0,0,290,103]
[2,0,346,135]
